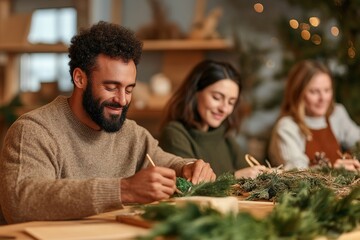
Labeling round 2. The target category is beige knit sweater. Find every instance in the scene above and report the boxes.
[0,96,191,224]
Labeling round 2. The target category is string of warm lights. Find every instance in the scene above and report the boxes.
[251,1,356,59]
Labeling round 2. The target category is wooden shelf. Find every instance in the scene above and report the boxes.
[143,39,233,51]
[0,43,68,53]
[0,39,233,53]
[127,107,163,118]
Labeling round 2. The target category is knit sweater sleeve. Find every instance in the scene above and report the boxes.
[138,122,194,176]
[0,118,122,224]
[330,103,360,150]
[158,121,197,159]
[268,117,309,170]
[227,136,248,170]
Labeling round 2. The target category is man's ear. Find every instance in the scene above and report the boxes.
[73,68,87,89]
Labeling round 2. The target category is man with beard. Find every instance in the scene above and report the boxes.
[0,21,216,224]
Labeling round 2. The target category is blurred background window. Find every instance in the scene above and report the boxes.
[20,7,76,92]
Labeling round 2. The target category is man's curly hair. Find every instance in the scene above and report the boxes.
[68,21,143,84]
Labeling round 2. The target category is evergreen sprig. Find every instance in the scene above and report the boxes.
[138,186,360,240]
[235,166,360,201]
[174,173,237,197]
[174,167,359,201]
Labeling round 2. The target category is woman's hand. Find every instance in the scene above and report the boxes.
[234,165,267,179]
[333,158,360,171]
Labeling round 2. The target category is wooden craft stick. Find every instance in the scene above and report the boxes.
[276,164,284,170]
[265,159,272,168]
[245,154,261,167]
[146,154,156,167]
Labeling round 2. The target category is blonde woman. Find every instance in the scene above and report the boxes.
[268,60,360,171]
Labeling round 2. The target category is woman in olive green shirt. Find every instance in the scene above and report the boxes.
[159,60,266,178]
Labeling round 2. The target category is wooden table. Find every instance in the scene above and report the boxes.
[0,198,274,240]
[0,199,359,240]
[0,208,149,240]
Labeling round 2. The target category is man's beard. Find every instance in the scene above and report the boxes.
[82,82,129,132]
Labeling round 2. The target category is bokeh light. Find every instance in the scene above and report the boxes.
[331,26,339,36]
[309,17,320,27]
[348,47,356,58]
[289,19,299,29]
[300,23,310,30]
[311,34,321,45]
[254,3,264,13]
[301,30,311,40]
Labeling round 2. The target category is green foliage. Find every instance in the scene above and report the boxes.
[139,203,228,240]
[138,186,360,239]
[236,171,322,201]
[183,173,237,197]
[235,166,360,201]
[141,202,180,221]
[175,177,193,195]
[316,166,360,186]
[147,169,359,239]
[139,202,269,240]
[174,167,359,202]
[0,94,23,125]
[270,186,360,238]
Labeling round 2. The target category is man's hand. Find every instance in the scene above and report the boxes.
[181,159,216,184]
[120,166,177,204]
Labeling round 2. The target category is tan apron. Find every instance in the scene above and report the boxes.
[305,119,340,166]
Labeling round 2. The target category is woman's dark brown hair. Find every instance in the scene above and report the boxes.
[161,59,242,134]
